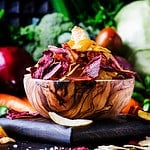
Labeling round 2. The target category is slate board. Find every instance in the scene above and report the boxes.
[1,115,150,146]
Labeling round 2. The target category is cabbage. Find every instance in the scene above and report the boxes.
[128,49,150,76]
[115,0,150,51]
[115,0,150,76]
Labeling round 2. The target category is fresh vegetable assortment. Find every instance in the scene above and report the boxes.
[0,0,149,115]
[0,1,150,148]
[0,0,150,123]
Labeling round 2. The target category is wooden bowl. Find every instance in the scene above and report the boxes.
[24,74,135,119]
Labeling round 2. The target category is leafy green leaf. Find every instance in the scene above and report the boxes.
[143,98,150,111]
[134,80,145,90]
[132,92,145,104]
[144,75,150,89]
[0,9,5,20]
[49,0,70,19]
[0,106,8,117]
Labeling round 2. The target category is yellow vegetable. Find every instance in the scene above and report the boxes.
[0,126,16,144]
[138,110,150,121]
[0,126,7,138]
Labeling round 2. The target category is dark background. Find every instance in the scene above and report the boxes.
[0,0,134,26]
[0,0,135,46]
[0,0,52,26]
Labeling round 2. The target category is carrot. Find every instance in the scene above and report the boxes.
[121,98,142,115]
[0,93,37,113]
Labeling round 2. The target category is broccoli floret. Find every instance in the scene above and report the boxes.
[35,13,74,46]
[37,25,61,46]
[8,12,74,61]
[23,42,37,54]
[12,12,74,62]
[20,24,36,41]
[32,12,74,61]
[32,46,46,62]
[38,13,70,28]
[58,32,71,44]
[59,22,74,33]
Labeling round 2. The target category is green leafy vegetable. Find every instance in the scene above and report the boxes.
[0,106,8,117]
[143,99,150,111]
[128,49,150,76]
[115,0,150,77]
[0,9,5,20]
[115,0,150,52]
[67,0,134,38]
[49,0,70,18]
[11,13,74,62]
[145,75,150,93]
[132,75,150,111]
[82,1,123,28]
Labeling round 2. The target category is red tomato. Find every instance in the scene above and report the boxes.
[95,27,122,53]
[121,98,141,115]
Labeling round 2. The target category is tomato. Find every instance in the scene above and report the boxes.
[95,27,122,54]
[121,98,141,115]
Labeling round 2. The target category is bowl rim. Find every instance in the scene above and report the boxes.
[24,74,135,82]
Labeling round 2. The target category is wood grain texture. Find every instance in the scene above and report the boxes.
[24,74,134,119]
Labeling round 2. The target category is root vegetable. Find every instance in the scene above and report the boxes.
[0,93,37,114]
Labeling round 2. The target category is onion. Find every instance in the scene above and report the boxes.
[0,46,35,96]
[114,55,133,71]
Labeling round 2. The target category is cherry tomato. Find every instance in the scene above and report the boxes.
[95,27,122,53]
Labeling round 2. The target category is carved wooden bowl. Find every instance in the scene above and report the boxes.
[24,74,135,119]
